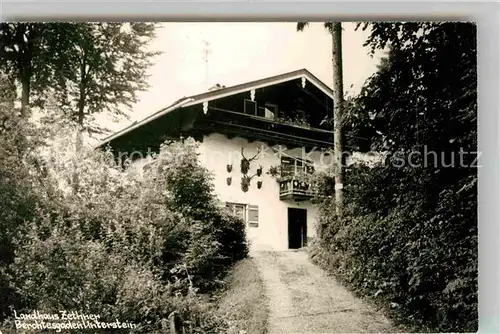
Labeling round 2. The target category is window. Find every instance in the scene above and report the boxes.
[244,100,257,115]
[264,103,278,119]
[294,159,305,174]
[225,203,259,228]
[280,156,295,177]
[280,157,314,176]
[295,158,315,174]
[257,103,278,119]
[226,203,246,221]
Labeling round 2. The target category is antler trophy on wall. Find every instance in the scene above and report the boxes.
[239,148,263,192]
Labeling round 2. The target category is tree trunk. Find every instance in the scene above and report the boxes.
[72,49,87,194]
[20,76,30,117]
[331,22,345,216]
[18,23,45,118]
[18,24,32,118]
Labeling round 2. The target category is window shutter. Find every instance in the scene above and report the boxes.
[248,205,259,227]
[244,100,257,115]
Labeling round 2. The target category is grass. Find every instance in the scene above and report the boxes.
[217,258,269,334]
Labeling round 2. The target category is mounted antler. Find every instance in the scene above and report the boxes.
[248,147,261,162]
[239,147,263,191]
[241,148,250,174]
[241,147,261,174]
[241,147,261,162]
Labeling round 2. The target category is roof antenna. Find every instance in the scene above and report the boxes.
[202,39,212,91]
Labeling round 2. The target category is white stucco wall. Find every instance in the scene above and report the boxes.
[197,133,328,251]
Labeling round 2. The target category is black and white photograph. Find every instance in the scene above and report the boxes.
[0,20,478,333]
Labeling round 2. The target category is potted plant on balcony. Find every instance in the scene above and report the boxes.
[293,118,311,129]
[275,115,311,129]
[276,116,294,126]
[267,165,281,179]
[293,171,312,188]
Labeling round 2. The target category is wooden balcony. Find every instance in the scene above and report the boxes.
[279,176,316,201]
[200,106,334,149]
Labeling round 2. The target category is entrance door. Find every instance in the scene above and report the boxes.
[288,208,307,249]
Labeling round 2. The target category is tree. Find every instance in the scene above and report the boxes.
[297,22,345,216]
[314,22,477,331]
[0,74,16,114]
[0,23,55,116]
[34,23,159,192]
[48,23,159,136]
[356,22,476,169]
[0,22,159,136]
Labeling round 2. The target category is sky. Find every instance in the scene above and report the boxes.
[102,22,384,134]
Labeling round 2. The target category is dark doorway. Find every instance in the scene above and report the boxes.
[288,208,307,249]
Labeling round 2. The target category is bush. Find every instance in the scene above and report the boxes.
[319,23,478,332]
[147,139,248,291]
[0,119,247,332]
[0,109,42,320]
[312,161,477,332]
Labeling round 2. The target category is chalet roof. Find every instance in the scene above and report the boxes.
[97,68,333,148]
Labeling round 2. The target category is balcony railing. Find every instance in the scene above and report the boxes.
[204,106,334,148]
[278,175,316,201]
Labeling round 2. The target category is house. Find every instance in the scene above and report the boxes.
[97,69,337,251]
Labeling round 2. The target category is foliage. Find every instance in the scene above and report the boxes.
[152,139,249,291]
[313,22,477,332]
[0,88,38,319]
[0,112,247,332]
[356,22,477,154]
[0,22,159,135]
[0,23,54,114]
[297,21,336,34]
[275,115,311,128]
[48,23,159,133]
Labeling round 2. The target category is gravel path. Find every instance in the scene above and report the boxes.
[251,250,396,334]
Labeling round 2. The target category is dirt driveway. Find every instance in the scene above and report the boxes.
[251,250,396,334]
